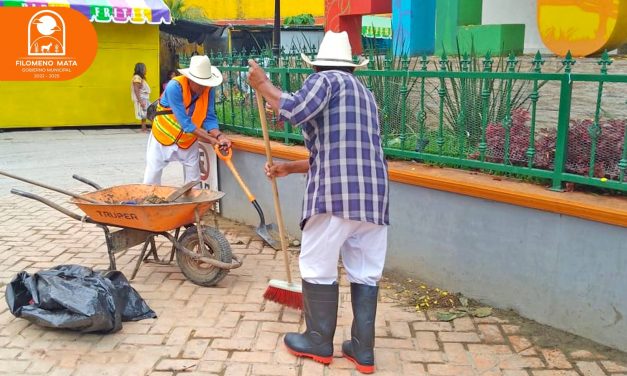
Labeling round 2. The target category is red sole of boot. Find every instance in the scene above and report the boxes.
[342,352,375,374]
[285,345,332,364]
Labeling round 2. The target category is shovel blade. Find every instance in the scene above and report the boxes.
[257,223,281,250]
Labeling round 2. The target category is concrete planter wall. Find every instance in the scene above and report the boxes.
[217,148,627,352]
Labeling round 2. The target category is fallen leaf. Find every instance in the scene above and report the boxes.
[472,307,493,318]
[437,311,464,321]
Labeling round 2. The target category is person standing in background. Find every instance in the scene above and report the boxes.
[131,62,151,133]
[162,70,177,94]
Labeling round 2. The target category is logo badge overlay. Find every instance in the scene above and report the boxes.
[29,10,66,57]
[1,7,97,81]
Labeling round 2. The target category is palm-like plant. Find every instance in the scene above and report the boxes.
[160,0,209,76]
[165,0,207,21]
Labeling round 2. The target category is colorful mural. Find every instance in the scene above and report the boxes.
[325,0,524,56]
[186,0,324,24]
[392,0,435,55]
[325,0,391,54]
[0,0,171,24]
[538,0,627,56]
[435,0,483,55]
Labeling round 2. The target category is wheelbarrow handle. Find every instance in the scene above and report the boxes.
[72,175,103,190]
[0,170,102,204]
[10,188,95,224]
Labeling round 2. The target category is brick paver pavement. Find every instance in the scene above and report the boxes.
[1,192,626,375]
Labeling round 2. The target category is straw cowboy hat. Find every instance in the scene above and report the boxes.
[178,55,223,87]
[301,30,369,68]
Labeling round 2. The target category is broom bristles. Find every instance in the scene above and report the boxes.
[264,279,303,310]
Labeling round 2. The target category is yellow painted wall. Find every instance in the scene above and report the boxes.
[186,0,324,20]
[1,23,159,128]
[538,0,627,56]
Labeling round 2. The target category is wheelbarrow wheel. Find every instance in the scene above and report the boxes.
[176,226,232,287]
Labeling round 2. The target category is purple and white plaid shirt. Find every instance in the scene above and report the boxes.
[279,70,389,229]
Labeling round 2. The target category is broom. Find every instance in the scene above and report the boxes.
[256,92,303,310]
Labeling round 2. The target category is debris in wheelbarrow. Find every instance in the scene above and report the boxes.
[5,264,156,333]
[138,194,168,204]
[106,181,201,205]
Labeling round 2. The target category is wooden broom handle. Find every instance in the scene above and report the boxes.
[255,93,292,283]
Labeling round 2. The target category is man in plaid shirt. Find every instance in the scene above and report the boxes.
[248,31,389,374]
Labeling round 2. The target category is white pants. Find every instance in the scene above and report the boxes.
[143,133,200,185]
[300,213,388,286]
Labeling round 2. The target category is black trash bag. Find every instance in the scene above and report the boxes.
[5,264,156,333]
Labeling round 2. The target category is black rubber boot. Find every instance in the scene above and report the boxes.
[284,280,339,364]
[342,283,379,374]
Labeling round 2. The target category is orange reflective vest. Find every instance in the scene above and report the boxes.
[152,76,210,149]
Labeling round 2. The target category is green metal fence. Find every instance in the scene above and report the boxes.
[211,49,627,193]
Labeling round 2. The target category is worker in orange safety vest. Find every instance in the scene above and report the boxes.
[143,55,231,185]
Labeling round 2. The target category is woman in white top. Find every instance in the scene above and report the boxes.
[131,62,151,133]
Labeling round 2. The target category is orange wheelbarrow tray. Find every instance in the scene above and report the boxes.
[71,184,222,232]
[10,177,242,287]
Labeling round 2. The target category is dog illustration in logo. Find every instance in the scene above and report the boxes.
[40,42,53,53]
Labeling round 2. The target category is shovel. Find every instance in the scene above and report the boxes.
[213,145,280,249]
[164,180,200,202]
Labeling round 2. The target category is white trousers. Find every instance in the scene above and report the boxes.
[143,133,200,185]
[300,213,388,286]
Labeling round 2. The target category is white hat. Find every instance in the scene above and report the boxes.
[178,55,223,87]
[301,30,369,68]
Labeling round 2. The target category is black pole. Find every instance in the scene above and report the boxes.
[273,0,280,59]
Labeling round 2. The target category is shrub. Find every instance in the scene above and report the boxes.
[483,108,533,165]
[536,118,626,178]
[476,109,626,179]
[283,14,315,26]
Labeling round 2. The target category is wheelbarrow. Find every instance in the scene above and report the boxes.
[2,173,242,287]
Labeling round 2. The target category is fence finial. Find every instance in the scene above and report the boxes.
[507,52,518,73]
[420,55,429,71]
[401,54,410,70]
[532,51,544,73]
[439,52,448,71]
[460,53,470,72]
[482,52,493,72]
[598,50,612,74]
[562,51,575,73]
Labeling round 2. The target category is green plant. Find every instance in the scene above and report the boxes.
[283,13,315,26]
[361,36,423,150]
[430,50,560,147]
[160,0,210,76]
[478,108,627,180]
[164,0,207,21]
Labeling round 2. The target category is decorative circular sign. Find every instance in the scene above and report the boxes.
[538,0,627,57]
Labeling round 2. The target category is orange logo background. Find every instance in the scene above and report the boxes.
[0,7,97,81]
